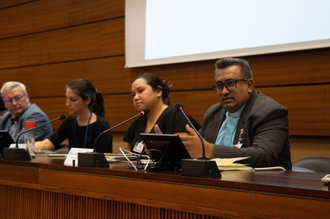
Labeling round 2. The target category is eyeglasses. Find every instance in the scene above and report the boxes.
[212,79,250,92]
[4,94,26,104]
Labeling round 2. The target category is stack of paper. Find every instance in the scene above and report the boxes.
[213,157,251,170]
[212,157,286,171]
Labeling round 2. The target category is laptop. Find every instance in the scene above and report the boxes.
[140,133,191,170]
[0,130,15,155]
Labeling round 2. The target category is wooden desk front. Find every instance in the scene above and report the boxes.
[0,157,329,219]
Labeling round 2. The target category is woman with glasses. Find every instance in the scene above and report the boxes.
[124,73,201,152]
[35,78,112,153]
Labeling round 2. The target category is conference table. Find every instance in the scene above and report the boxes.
[0,155,329,219]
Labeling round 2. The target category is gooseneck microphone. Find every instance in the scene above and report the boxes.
[93,108,150,148]
[16,114,66,148]
[3,114,66,161]
[175,103,206,160]
[175,103,221,178]
[79,110,149,168]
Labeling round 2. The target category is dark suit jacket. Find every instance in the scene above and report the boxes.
[200,90,292,170]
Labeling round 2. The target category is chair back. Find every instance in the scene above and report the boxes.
[293,157,330,173]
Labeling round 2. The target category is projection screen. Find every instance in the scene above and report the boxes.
[125,0,330,68]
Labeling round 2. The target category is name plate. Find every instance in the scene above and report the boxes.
[9,143,27,149]
[64,147,93,166]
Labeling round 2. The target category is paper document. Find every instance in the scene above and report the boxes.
[10,143,27,149]
[64,148,93,166]
[213,157,251,170]
[253,166,285,171]
[104,153,138,161]
[212,157,285,171]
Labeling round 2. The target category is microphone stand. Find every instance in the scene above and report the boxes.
[93,110,149,149]
[78,109,150,168]
[176,103,221,178]
[15,116,64,148]
[177,107,207,160]
[3,115,66,161]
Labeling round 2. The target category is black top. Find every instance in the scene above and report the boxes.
[48,115,112,153]
[123,106,201,151]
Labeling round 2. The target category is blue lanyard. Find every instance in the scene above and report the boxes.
[75,112,92,148]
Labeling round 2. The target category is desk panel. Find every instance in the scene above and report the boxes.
[0,157,329,219]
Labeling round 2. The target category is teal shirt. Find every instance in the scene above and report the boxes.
[215,104,245,146]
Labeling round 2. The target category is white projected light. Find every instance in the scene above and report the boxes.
[125,0,330,68]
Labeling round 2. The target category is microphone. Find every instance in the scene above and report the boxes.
[3,114,66,161]
[175,103,206,160]
[175,103,221,178]
[78,108,150,168]
[93,108,150,148]
[16,114,66,148]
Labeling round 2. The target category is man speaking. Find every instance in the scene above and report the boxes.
[181,58,292,170]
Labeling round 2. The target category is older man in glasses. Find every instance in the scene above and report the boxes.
[180,58,292,170]
[0,81,53,143]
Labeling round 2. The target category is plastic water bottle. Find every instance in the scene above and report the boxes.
[24,121,35,152]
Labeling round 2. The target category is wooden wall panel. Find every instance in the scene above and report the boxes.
[0,0,124,39]
[170,90,218,123]
[0,0,36,10]
[259,85,330,136]
[0,56,215,97]
[104,94,138,131]
[0,18,124,68]
[31,96,68,130]
[126,47,330,88]
[32,85,330,135]
[290,136,330,163]
[0,57,131,97]
[0,38,19,68]
[1,47,330,98]
[247,48,330,86]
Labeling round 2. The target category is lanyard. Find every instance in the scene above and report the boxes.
[75,112,92,148]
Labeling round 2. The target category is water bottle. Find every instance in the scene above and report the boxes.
[24,121,35,152]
